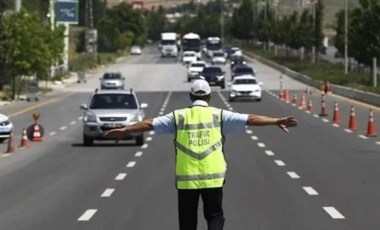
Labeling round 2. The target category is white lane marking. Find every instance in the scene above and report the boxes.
[78,116,83,120]
[323,207,345,219]
[344,129,353,133]
[49,132,56,136]
[115,173,127,180]
[159,112,164,115]
[332,123,340,127]
[60,126,67,130]
[228,107,233,111]
[305,111,311,114]
[303,186,319,195]
[160,108,165,112]
[149,131,155,135]
[70,121,76,125]
[1,154,10,158]
[265,150,275,156]
[135,151,143,157]
[358,135,368,139]
[246,130,253,134]
[274,160,286,166]
[287,171,300,179]
[251,136,258,140]
[376,141,380,145]
[146,137,152,141]
[101,188,115,197]
[141,144,148,149]
[126,161,136,168]
[322,119,329,123]
[257,143,265,148]
[78,209,97,221]
[313,114,319,118]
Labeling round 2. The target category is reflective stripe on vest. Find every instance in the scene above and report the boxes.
[174,106,226,189]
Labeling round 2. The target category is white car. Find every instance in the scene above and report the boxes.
[211,51,226,65]
[187,61,207,82]
[182,51,197,65]
[228,75,263,102]
[0,113,13,143]
[130,45,142,55]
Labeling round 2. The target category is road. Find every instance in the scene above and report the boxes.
[0,45,379,230]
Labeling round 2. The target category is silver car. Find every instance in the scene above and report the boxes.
[100,72,125,90]
[0,113,13,143]
[80,89,148,146]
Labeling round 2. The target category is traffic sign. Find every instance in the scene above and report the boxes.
[55,0,79,24]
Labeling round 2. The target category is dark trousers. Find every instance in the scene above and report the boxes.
[178,187,225,230]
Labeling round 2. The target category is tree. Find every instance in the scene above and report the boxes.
[231,0,253,41]
[334,10,345,57]
[0,9,64,99]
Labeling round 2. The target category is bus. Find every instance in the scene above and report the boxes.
[205,37,222,57]
[182,33,201,60]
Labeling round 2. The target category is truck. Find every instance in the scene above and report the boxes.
[160,32,178,58]
[182,33,201,60]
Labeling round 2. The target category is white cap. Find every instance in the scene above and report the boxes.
[190,79,211,96]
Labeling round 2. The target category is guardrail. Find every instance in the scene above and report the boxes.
[244,51,380,107]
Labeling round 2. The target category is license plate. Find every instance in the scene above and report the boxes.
[103,123,123,128]
[0,127,9,132]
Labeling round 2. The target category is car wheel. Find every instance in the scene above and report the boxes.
[229,97,234,102]
[83,134,93,146]
[256,98,262,102]
[0,138,6,143]
[136,134,144,146]
[187,77,191,82]
[221,84,225,89]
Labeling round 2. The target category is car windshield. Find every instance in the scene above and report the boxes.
[103,73,122,79]
[213,52,224,57]
[184,53,195,57]
[235,67,254,75]
[203,67,222,74]
[234,79,257,84]
[191,63,205,67]
[90,94,138,109]
[232,56,244,61]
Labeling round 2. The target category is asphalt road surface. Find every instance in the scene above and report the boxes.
[0,45,380,230]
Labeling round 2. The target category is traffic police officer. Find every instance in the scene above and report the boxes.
[104,79,298,230]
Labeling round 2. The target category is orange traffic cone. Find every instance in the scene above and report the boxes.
[366,109,376,137]
[348,105,358,131]
[5,130,15,153]
[332,102,341,124]
[32,124,43,142]
[299,94,306,109]
[279,90,284,101]
[307,99,313,112]
[19,128,30,148]
[284,88,290,103]
[319,92,328,117]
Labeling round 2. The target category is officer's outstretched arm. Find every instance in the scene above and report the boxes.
[104,119,154,143]
[246,115,298,133]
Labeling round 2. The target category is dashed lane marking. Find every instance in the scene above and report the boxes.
[146,137,152,141]
[141,144,148,149]
[313,114,319,118]
[303,186,319,195]
[322,119,329,123]
[344,129,353,133]
[159,112,164,115]
[49,132,56,136]
[287,171,300,179]
[323,207,345,219]
[60,126,67,130]
[115,173,127,181]
[265,150,275,156]
[358,135,368,139]
[101,188,115,197]
[126,161,136,168]
[70,121,76,125]
[274,160,286,166]
[245,130,253,134]
[251,136,258,140]
[1,154,10,158]
[376,141,380,145]
[332,124,340,127]
[78,116,83,120]
[78,209,97,221]
[135,151,143,157]
[149,131,155,135]
[257,143,265,148]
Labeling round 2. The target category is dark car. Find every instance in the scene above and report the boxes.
[199,66,225,89]
[230,55,246,70]
[231,65,256,80]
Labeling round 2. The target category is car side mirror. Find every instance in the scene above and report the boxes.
[227,82,232,87]
[259,82,263,86]
[80,104,88,110]
[140,103,148,109]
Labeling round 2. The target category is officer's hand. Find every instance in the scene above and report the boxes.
[104,128,126,143]
[276,116,298,133]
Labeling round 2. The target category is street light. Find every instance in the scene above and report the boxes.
[344,0,348,74]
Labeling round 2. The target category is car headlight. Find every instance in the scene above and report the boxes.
[232,90,238,94]
[199,76,205,80]
[0,120,10,126]
[130,115,143,122]
[231,61,235,65]
[84,112,96,122]
[254,89,261,92]
[243,61,246,64]
[217,75,225,80]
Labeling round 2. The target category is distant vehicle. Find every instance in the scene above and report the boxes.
[100,72,125,90]
[228,75,262,102]
[182,51,197,65]
[227,47,242,59]
[211,50,226,65]
[187,61,207,82]
[199,66,225,89]
[231,65,256,80]
[80,89,148,146]
[182,33,201,59]
[0,113,13,143]
[130,45,142,55]
[230,55,246,69]
[205,37,222,57]
[160,32,178,57]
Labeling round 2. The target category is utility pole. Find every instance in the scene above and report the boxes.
[85,0,98,59]
[220,1,224,45]
[15,0,21,11]
[312,0,316,64]
[344,0,348,74]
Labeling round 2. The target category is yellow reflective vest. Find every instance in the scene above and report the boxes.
[174,106,226,189]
